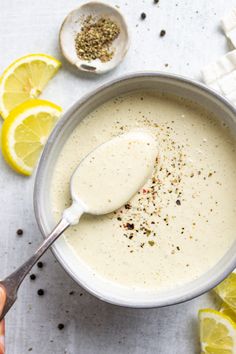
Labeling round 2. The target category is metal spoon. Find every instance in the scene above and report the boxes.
[0,130,158,321]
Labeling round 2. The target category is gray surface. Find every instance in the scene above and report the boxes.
[0,0,233,353]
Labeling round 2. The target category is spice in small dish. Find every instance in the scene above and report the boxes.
[60,3,129,73]
[75,15,120,62]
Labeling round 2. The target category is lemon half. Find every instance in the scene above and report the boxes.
[199,308,236,354]
[1,99,62,175]
[0,54,61,119]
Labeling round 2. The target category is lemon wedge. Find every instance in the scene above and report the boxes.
[220,303,236,323]
[0,54,61,119]
[1,99,62,175]
[215,273,236,313]
[199,309,236,354]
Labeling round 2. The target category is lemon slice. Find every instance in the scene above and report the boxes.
[215,273,236,313]
[220,303,236,323]
[1,99,62,175]
[0,54,61,119]
[199,309,236,354]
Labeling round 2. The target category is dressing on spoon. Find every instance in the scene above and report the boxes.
[64,129,158,223]
[0,129,158,321]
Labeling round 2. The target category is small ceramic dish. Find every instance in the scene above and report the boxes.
[59,1,130,74]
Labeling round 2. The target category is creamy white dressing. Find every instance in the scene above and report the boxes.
[70,130,158,215]
[51,91,236,291]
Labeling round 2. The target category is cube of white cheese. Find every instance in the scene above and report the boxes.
[202,50,236,104]
[221,8,236,48]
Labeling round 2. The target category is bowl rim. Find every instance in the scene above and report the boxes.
[34,71,236,308]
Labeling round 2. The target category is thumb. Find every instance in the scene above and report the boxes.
[0,287,6,317]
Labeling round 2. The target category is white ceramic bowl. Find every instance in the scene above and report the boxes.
[34,73,236,308]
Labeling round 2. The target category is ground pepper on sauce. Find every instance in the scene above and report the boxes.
[111,100,220,255]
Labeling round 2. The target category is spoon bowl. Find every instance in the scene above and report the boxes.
[68,130,158,219]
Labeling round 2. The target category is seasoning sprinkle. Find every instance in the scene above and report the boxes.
[16,229,23,236]
[75,16,120,62]
[125,203,132,209]
[125,223,134,230]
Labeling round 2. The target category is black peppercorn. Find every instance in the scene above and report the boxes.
[30,274,36,280]
[125,203,131,210]
[160,30,166,37]
[126,223,134,230]
[176,199,181,206]
[37,261,43,269]
[17,229,23,236]
[154,0,159,3]
[58,323,64,330]
[141,12,146,20]
[37,289,44,296]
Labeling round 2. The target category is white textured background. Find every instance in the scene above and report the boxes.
[0,0,234,353]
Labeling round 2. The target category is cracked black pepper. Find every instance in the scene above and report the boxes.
[75,16,120,62]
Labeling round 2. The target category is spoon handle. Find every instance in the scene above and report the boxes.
[0,218,70,321]
[0,286,5,354]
